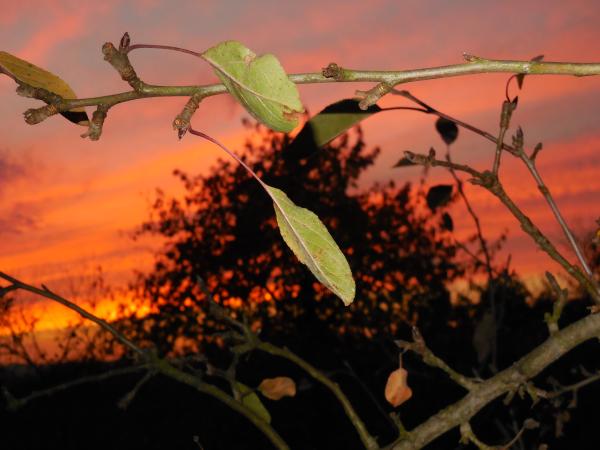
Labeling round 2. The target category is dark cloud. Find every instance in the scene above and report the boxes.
[0,202,38,235]
[0,148,30,195]
[0,150,38,234]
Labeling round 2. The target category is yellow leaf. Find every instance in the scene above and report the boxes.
[258,377,297,401]
[0,51,88,126]
[384,367,412,407]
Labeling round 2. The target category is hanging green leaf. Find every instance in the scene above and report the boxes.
[286,99,381,159]
[236,383,271,423]
[265,185,355,305]
[202,41,304,132]
[0,51,88,126]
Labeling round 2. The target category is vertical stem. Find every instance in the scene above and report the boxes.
[258,342,379,450]
[519,153,595,280]
[492,101,513,175]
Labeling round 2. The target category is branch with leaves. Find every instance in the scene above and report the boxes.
[2,32,600,449]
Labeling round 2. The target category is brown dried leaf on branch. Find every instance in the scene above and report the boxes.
[258,377,297,401]
[385,367,413,407]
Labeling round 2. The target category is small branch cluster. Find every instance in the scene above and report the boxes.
[396,327,480,391]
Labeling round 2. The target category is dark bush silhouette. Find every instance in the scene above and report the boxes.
[127,121,465,356]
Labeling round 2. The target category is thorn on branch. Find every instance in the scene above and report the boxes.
[530,142,543,161]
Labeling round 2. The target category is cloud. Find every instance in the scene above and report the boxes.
[0,148,31,196]
[0,202,38,235]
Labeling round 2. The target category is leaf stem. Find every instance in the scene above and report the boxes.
[187,127,266,188]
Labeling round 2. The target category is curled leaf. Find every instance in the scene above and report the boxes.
[384,367,412,407]
[0,51,88,126]
[258,377,297,400]
[236,382,271,423]
[265,185,355,305]
[202,41,304,132]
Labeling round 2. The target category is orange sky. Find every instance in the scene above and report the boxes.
[1,0,600,326]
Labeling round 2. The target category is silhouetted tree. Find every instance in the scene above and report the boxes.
[128,121,464,355]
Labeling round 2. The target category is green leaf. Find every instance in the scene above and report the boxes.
[0,51,88,126]
[295,99,381,147]
[236,383,271,423]
[202,41,304,132]
[265,185,355,305]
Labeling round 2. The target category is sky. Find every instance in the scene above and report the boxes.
[1,0,599,330]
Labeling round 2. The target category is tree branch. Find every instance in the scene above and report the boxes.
[388,312,600,449]
[395,327,480,391]
[0,273,290,450]
[402,153,600,304]
[19,36,600,125]
[198,276,378,450]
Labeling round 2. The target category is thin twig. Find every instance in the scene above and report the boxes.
[3,365,147,410]
[387,312,600,450]
[198,280,378,450]
[394,90,596,291]
[0,273,290,450]
[257,341,379,450]
[492,101,514,175]
[0,271,143,355]
[395,327,480,391]
[517,148,595,280]
[402,153,600,303]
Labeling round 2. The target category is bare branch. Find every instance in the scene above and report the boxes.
[389,312,600,449]
[396,327,480,391]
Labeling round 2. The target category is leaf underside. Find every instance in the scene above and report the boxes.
[202,41,304,132]
[286,99,381,159]
[0,51,88,126]
[266,185,355,305]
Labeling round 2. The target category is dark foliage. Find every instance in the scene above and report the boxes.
[127,122,463,356]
